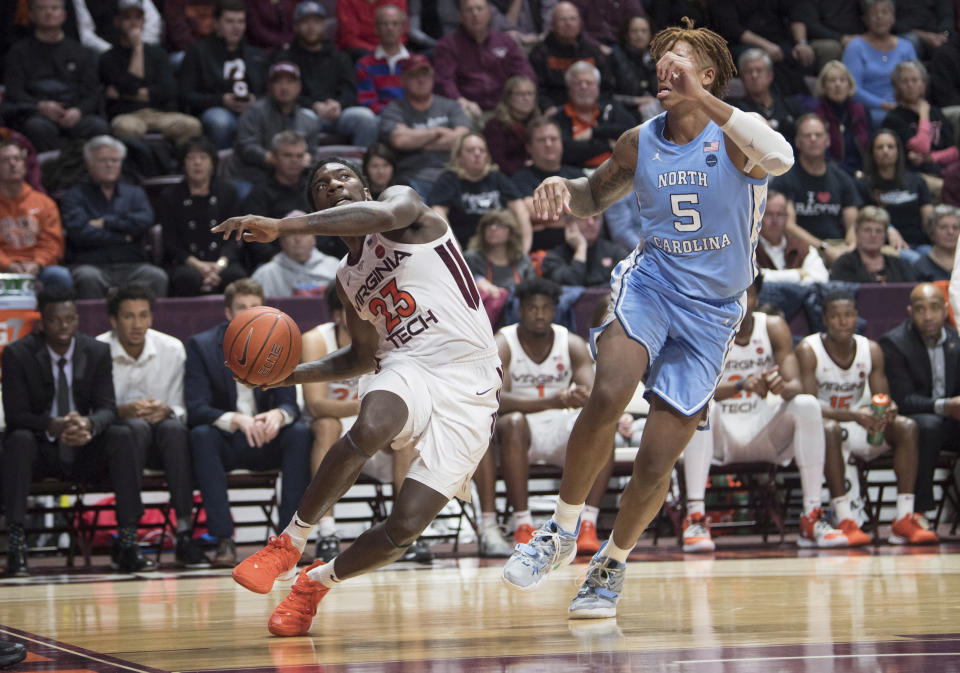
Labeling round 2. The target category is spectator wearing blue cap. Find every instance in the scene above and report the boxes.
[274,1,379,148]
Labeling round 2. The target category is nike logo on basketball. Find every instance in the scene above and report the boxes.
[236,328,254,366]
[476,387,494,396]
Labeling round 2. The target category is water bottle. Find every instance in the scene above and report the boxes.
[866,393,889,446]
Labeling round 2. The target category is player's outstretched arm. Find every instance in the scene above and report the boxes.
[283,283,379,386]
[533,128,638,221]
[213,185,446,242]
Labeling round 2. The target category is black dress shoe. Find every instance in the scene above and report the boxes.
[175,533,211,569]
[315,534,340,563]
[0,640,27,668]
[3,549,28,578]
[400,538,434,563]
[113,544,157,573]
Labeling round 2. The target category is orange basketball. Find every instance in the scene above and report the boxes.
[223,306,302,386]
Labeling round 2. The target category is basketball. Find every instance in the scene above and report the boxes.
[223,306,302,386]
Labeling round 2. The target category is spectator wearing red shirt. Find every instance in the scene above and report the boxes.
[433,0,536,119]
[336,0,407,56]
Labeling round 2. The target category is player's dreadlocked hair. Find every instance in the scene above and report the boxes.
[649,17,736,99]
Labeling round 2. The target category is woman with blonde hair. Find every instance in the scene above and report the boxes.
[483,75,540,176]
[829,205,917,282]
[465,209,535,298]
[813,60,870,176]
[427,132,532,251]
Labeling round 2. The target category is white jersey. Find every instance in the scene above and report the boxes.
[307,322,358,401]
[500,323,572,399]
[801,333,872,410]
[716,312,776,417]
[337,227,498,367]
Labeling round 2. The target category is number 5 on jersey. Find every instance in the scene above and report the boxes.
[671,193,702,232]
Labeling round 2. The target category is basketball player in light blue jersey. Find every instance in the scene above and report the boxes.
[502,18,795,618]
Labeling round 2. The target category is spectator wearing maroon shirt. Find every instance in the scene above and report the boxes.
[570,0,645,53]
[433,0,536,119]
[482,75,539,177]
[245,0,297,50]
[164,0,217,52]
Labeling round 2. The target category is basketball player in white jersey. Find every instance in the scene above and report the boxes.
[482,277,612,557]
[299,284,429,563]
[796,292,938,546]
[213,157,501,636]
[681,275,844,552]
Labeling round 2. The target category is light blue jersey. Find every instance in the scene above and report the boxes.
[632,112,767,301]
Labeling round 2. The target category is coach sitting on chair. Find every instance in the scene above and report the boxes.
[185,278,312,568]
[1,285,151,576]
[879,282,960,520]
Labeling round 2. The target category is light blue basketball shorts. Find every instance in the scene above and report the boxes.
[590,252,747,422]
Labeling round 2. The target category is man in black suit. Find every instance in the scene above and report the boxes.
[879,283,960,517]
[1,285,152,576]
[186,278,311,567]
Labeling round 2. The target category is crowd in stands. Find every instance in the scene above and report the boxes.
[2,0,960,571]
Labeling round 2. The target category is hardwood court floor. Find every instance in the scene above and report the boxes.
[2,548,960,672]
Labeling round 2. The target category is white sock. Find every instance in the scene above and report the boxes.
[283,514,314,553]
[602,535,632,563]
[582,505,599,526]
[317,516,336,538]
[552,498,583,533]
[306,558,341,588]
[512,509,534,529]
[831,495,853,522]
[687,500,705,517]
[481,512,498,530]
[897,493,915,521]
[798,463,825,516]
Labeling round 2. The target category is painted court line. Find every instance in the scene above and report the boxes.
[0,625,169,673]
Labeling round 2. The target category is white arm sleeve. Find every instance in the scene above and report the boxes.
[721,108,795,176]
[950,244,960,320]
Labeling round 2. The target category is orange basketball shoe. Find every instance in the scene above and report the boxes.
[232,534,301,594]
[682,513,715,552]
[514,523,535,545]
[577,521,602,555]
[268,560,330,637]
[889,513,939,545]
[836,519,871,547]
[798,508,847,548]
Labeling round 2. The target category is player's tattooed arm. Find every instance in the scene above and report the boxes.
[578,127,639,216]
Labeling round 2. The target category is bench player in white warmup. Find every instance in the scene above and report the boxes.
[681,274,843,552]
[796,292,938,546]
[213,157,501,636]
[479,277,611,557]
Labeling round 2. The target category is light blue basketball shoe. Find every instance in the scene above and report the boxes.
[501,519,579,591]
[568,541,626,619]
